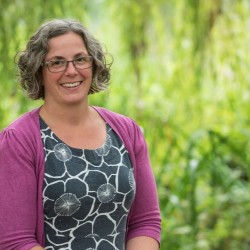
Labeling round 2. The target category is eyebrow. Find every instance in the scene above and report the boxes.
[46,53,89,61]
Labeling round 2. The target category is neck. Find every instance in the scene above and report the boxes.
[40,101,91,127]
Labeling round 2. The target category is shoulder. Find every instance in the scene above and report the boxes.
[93,106,146,152]
[93,106,138,131]
[0,108,41,144]
[2,108,40,130]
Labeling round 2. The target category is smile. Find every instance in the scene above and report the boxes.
[61,81,82,88]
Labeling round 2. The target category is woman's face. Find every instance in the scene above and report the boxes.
[42,31,93,107]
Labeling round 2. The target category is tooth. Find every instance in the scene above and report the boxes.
[62,81,81,87]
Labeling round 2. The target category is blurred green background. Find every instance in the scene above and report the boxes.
[1,0,250,249]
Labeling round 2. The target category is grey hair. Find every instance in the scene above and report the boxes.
[17,19,112,99]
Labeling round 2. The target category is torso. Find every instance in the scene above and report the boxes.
[40,117,136,250]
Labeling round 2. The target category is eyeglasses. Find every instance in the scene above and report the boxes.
[42,56,93,73]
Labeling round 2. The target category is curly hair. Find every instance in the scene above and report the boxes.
[17,19,112,100]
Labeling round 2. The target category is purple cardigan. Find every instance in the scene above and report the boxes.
[0,107,161,250]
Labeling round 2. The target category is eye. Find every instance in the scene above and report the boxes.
[75,57,88,64]
[49,60,66,67]
[75,57,92,65]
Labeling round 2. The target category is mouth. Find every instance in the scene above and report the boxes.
[60,81,82,88]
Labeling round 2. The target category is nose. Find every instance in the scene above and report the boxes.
[65,61,78,75]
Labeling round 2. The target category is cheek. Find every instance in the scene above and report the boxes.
[42,70,60,85]
[83,69,93,82]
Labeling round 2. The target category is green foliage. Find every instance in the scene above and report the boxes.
[1,0,250,249]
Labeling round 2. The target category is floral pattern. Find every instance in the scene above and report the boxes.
[40,119,135,250]
[54,143,72,162]
[97,183,116,203]
[54,193,81,216]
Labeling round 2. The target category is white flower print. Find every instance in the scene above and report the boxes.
[95,134,112,156]
[97,183,116,203]
[128,169,136,189]
[54,193,81,216]
[54,143,72,162]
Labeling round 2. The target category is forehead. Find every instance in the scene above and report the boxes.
[46,32,88,59]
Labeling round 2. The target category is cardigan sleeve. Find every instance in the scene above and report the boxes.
[126,121,161,244]
[0,128,41,250]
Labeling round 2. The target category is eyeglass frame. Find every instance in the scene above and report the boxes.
[41,56,93,73]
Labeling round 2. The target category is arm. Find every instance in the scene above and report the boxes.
[0,129,42,249]
[126,236,159,250]
[30,247,44,250]
[126,122,161,246]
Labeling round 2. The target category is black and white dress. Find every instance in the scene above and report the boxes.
[40,118,136,250]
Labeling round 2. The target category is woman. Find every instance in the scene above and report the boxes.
[0,19,161,250]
